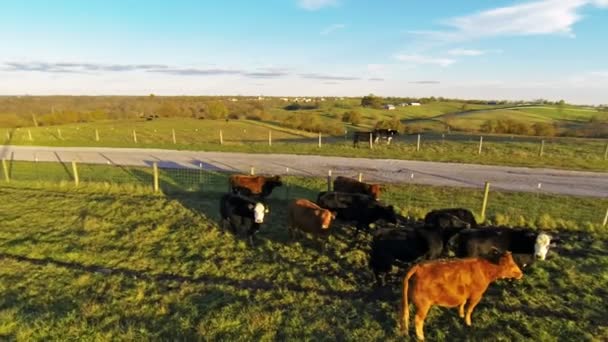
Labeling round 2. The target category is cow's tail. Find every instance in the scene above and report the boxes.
[402,264,419,334]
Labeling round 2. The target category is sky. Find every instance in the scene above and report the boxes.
[1,0,607,104]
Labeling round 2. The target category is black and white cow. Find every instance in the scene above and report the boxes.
[353,129,399,147]
[454,227,556,268]
[316,191,397,235]
[219,193,270,246]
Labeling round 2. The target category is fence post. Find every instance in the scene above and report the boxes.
[539,140,545,157]
[604,142,608,160]
[480,181,491,222]
[71,161,79,186]
[416,134,421,152]
[327,170,332,192]
[268,130,272,146]
[132,130,137,143]
[172,129,177,144]
[58,128,63,140]
[250,166,255,175]
[1,159,9,182]
[358,172,363,182]
[199,162,203,184]
[603,208,608,227]
[28,129,33,141]
[95,129,100,142]
[219,130,223,145]
[478,136,483,155]
[318,132,322,148]
[369,133,373,149]
[153,162,159,192]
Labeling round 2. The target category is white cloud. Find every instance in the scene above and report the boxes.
[394,54,455,67]
[320,24,345,35]
[297,0,339,11]
[447,49,485,56]
[367,64,385,72]
[411,0,608,42]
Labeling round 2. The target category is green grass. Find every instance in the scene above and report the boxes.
[2,118,608,172]
[0,178,607,340]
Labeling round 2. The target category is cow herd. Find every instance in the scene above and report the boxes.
[219,174,559,340]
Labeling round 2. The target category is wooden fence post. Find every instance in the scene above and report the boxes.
[1,159,9,182]
[416,134,421,152]
[250,166,255,175]
[219,130,223,145]
[358,172,363,182]
[327,170,332,192]
[539,140,545,157]
[28,129,33,141]
[604,142,608,160]
[71,161,79,186]
[478,136,483,155]
[172,129,177,144]
[480,181,491,221]
[57,128,63,140]
[153,162,159,192]
[603,208,608,228]
[318,132,322,148]
[198,162,203,184]
[132,130,137,143]
[369,133,373,149]
[268,130,272,146]
[95,129,100,142]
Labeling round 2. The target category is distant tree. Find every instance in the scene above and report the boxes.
[361,94,383,108]
[342,110,362,125]
[158,102,180,117]
[532,122,556,136]
[206,101,229,119]
[375,118,404,132]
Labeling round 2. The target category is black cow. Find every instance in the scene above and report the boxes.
[353,129,399,147]
[454,227,556,268]
[316,191,397,235]
[369,222,470,286]
[219,193,270,246]
[424,208,477,229]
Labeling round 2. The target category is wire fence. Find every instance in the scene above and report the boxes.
[1,159,606,230]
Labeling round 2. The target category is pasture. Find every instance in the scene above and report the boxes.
[2,118,607,172]
[0,176,607,340]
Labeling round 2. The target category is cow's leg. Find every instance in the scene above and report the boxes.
[459,300,467,318]
[414,302,431,341]
[465,294,483,326]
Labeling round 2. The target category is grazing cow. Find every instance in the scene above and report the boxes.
[229,175,283,198]
[317,191,397,235]
[353,129,399,147]
[454,228,556,268]
[219,193,270,246]
[333,176,380,200]
[401,251,523,341]
[369,222,469,286]
[424,208,477,229]
[287,199,336,248]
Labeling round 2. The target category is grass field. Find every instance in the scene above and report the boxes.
[2,118,607,172]
[0,178,607,340]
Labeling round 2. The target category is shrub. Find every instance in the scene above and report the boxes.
[342,110,362,125]
[532,122,556,136]
[375,118,404,132]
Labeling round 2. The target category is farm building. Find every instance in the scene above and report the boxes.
[384,104,396,110]
[410,102,421,106]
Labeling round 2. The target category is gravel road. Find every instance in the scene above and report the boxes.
[2,145,607,197]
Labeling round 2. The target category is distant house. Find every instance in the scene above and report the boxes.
[399,103,409,107]
[410,102,421,106]
[280,97,289,102]
[487,101,497,105]
[230,98,238,102]
[384,104,396,110]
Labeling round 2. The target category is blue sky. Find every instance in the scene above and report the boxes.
[1,0,607,104]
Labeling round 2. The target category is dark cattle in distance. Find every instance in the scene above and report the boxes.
[229,175,283,198]
[219,193,270,247]
[316,191,397,235]
[353,129,399,147]
[333,176,380,200]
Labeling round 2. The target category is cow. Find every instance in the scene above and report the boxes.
[401,251,524,341]
[353,129,399,147]
[287,199,336,249]
[333,176,380,200]
[369,220,470,286]
[424,208,478,229]
[229,175,283,199]
[316,191,397,236]
[453,227,556,269]
[219,193,270,247]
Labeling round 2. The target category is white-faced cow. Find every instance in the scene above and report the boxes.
[219,193,270,247]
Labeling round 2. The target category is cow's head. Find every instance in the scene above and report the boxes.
[317,209,336,229]
[389,129,399,136]
[248,202,269,223]
[534,233,552,260]
[498,251,524,280]
[368,184,381,200]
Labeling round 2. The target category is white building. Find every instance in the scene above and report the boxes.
[384,104,396,110]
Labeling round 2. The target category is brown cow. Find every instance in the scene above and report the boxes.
[287,199,336,248]
[229,175,282,198]
[333,176,380,200]
[401,251,523,341]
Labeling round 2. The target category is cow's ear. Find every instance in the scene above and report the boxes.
[248,203,254,210]
[331,211,337,219]
[265,207,270,213]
